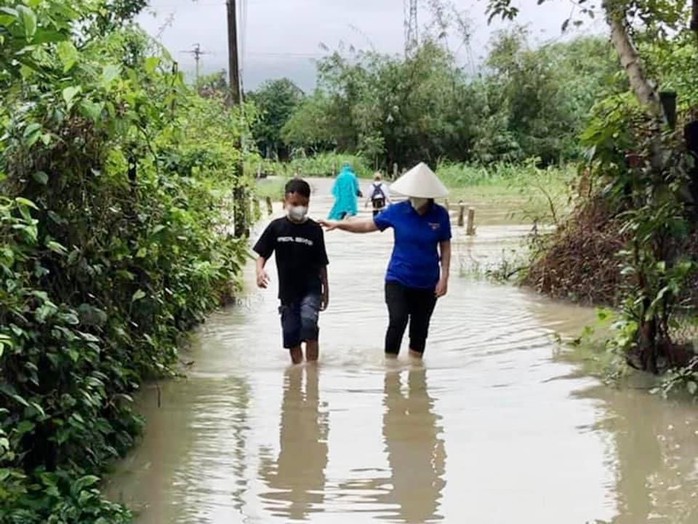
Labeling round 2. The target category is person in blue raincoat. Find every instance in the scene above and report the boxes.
[328,163,360,220]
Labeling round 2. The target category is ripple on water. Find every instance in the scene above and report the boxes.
[104,180,698,524]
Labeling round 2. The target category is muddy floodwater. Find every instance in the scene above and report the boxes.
[105,179,698,523]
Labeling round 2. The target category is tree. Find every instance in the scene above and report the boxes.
[284,33,618,167]
[282,92,337,152]
[487,0,698,376]
[197,70,228,98]
[247,78,304,160]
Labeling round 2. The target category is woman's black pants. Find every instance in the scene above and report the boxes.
[384,281,438,355]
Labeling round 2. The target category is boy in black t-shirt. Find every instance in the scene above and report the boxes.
[253,179,330,364]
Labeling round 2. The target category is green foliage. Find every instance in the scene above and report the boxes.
[282,92,340,152]
[247,78,304,159]
[438,161,573,223]
[642,32,698,110]
[565,309,631,383]
[478,30,622,164]
[579,49,698,379]
[0,1,247,520]
[254,152,372,179]
[282,31,620,168]
[655,356,698,396]
[484,0,698,395]
[576,43,698,384]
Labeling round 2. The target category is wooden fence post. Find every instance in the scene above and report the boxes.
[265,196,273,215]
[466,207,476,236]
[253,197,261,218]
[457,201,465,227]
[393,163,398,180]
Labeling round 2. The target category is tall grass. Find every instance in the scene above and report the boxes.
[436,161,575,189]
[247,152,373,179]
[254,177,289,200]
[436,161,576,225]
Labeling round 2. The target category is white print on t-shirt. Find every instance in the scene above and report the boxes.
[277,236,314,246]
[428,222,441,231]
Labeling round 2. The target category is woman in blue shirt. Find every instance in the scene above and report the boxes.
[320,163,451,359]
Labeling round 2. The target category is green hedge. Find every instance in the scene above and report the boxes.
[1,3,248,521]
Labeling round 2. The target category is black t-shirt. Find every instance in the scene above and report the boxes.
[253,217,329,305]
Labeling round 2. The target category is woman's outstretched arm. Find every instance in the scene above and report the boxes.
[319,217,378,233]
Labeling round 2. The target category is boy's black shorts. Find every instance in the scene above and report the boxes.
[279,293,321,349]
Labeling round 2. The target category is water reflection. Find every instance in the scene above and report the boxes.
[106,180,698,522]
[591,387,698,524]
[529,296,698,524]
[381,367,446,523]
[259,365,329,521]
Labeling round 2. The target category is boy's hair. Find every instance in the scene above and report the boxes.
[373,171,382,181]
[285,178,311,199]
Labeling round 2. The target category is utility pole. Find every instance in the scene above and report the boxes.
[226,0,242,108]
[180,43,209,85]
[226,0,247,237]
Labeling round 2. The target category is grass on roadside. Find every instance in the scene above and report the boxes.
[437,162,575,224]
[254,177,288,201]
[251,159,577,225]
[246,152,374,180]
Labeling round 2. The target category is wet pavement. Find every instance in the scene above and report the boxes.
[105,178,698,523]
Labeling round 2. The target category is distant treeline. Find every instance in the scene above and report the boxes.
[239,29,622,168]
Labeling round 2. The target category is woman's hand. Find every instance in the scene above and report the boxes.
[435,276,449,298]
[318,219,339,231]
[256,268,270,289]
[321,290,330,311]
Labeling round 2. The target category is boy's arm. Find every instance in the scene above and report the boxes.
[319,266,329,311]
[256,256,270,288]
[253,223,275,289]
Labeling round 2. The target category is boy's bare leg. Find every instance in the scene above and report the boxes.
[305,340,319,362]
[289,346,303,365]
[408,349,423,359]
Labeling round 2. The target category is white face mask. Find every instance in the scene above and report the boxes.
[287,205,308,222]
[409,197,429,210]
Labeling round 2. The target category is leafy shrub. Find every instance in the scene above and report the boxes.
[1,2,248,520]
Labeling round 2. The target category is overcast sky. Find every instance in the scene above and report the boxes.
[138,0,607,92]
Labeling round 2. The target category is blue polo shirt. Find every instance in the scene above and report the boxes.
[374,201,452,289]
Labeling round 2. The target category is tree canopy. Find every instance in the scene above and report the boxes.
[248,31,621,168]
[247,78,304,160]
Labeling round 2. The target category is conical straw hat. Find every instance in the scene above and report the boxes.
[389,162,448,198]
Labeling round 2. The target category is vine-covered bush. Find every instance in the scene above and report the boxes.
[1,1,248,520]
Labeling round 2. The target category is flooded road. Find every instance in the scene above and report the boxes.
[105,179,698,523]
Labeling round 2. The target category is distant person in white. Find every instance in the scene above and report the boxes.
[365,172,391,217]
